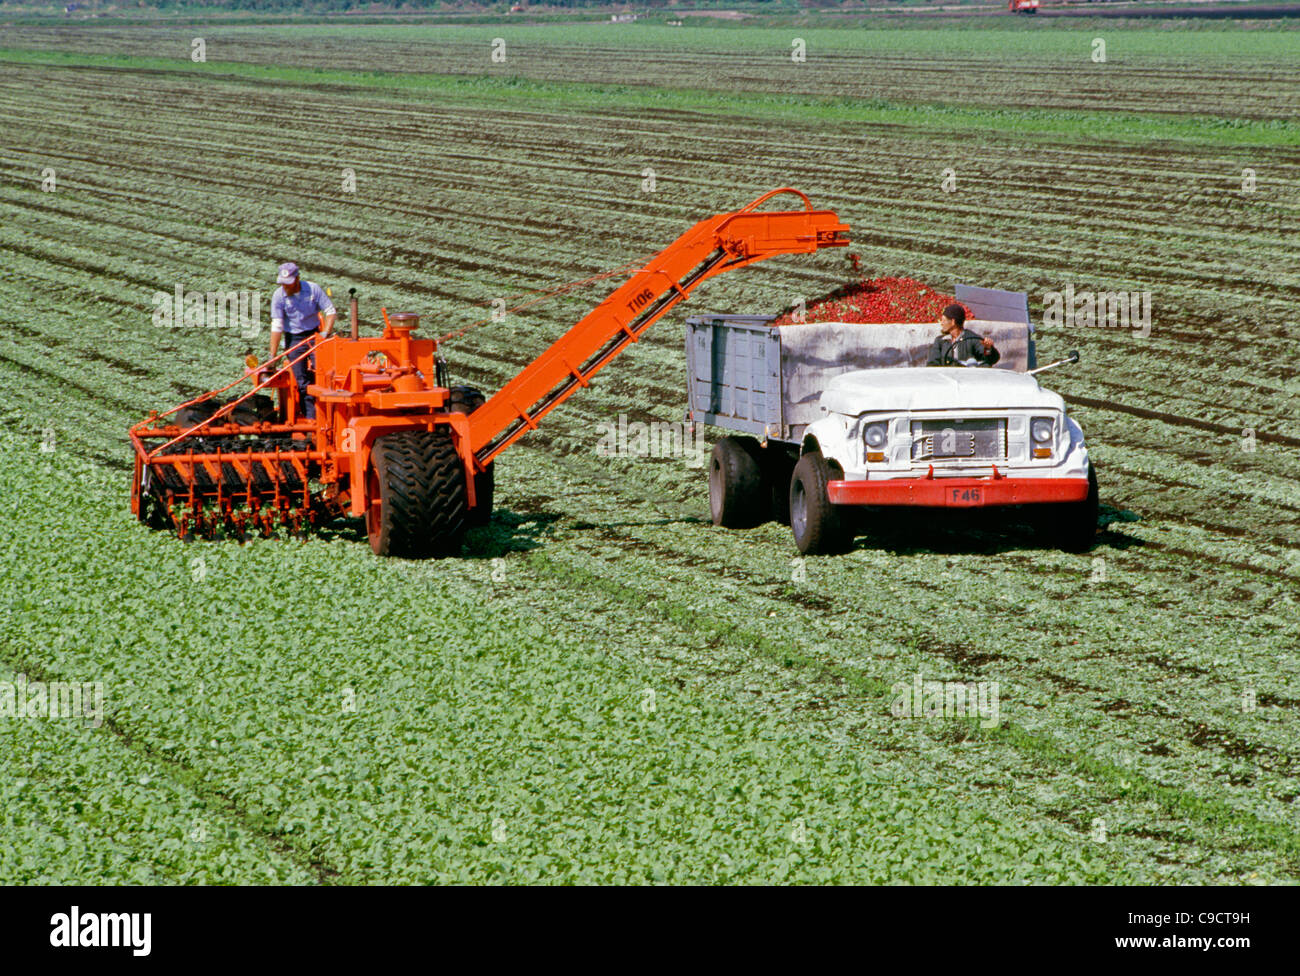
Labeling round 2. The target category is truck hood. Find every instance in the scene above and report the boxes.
[820,367,1065,415]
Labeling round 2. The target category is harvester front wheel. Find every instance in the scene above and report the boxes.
[448,385,493,527]
[709,436,766,528]
[367,429,467,558]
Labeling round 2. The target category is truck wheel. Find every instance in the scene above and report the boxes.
[789,451,848,555]
[367,428,467,558]
[1044,462,1099,553]
[448,385,493,527]
[763,443,797,526]
[709,436,766,528]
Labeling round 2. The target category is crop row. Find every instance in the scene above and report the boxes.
[3,25,1299,121]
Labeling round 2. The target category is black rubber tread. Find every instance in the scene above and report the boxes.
[368,428,467,558]
[447,385,493,527]
[762,442,798,527]
[447,385,486,414]
[227,394,277,426]
[1043,462,1100,553]
[709,436,767,528]
[175,394,275,432]
[467,461,494,527]
[789,451,849,555]
[175,401,218,430]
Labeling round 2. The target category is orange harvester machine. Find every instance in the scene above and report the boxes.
[129,189,850,556]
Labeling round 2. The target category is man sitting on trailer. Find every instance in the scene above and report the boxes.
[927,303,999,367]
[268,262,336,419]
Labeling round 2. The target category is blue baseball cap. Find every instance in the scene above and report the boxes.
[276,261,299,285]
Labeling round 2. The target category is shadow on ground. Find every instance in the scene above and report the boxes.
[844,503,1144,556]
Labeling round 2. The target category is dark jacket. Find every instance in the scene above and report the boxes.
[926,329,1000,367]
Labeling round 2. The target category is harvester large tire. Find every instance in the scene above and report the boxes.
[447,385,493,527]
[228,394,277,426]
[367,429,467,558]
[447,385,486,414]
[709,436,766,528]
[175,401,218,430]
[1043,462,1099,553]
[789,451,849,555]
[468,462,494,528]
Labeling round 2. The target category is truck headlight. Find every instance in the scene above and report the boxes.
[1031,418,1054,443]
[863,422,888,449]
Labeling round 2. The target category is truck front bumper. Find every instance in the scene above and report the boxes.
[827,473,1089,508]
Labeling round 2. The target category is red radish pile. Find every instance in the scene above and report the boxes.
[773,254,971,326]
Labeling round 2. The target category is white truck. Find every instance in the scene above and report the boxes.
[685,285,1098,554]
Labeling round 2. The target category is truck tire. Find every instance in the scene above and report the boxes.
[367,428,467,558]
[710,436,766,528]
[763,443,797,526]
[789,451,848,555]
[447,385,493,527]
[1052,462,1099,553]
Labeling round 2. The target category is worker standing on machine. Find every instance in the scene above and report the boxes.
[927,303,999,367]
[268,261,336,419]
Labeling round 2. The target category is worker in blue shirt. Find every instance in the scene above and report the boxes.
[268,262,336,419]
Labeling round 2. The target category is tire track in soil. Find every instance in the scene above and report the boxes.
[1066,393,1300,447]
[1094,456,1300,533]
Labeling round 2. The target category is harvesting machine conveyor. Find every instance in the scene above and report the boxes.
[129,188,850,556]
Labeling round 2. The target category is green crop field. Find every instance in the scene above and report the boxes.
[1,16,1298,884]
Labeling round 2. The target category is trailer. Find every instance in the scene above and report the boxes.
[686,286,1099,554]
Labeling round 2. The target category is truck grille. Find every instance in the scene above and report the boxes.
[911,419,1006,462]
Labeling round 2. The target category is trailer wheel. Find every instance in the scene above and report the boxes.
[367,429,467,558]
[790,451,848,555]
[709,436,766,528]
[1050,462,1099,553]
[447,385,493,527]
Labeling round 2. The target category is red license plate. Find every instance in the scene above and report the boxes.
[948,486,983,506]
